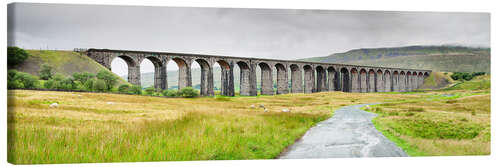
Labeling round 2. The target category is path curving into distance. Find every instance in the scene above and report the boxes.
[278,104,407,159]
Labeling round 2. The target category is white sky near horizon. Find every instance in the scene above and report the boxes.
[8,3,490,76]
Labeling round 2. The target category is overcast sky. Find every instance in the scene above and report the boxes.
[8,3,490,75]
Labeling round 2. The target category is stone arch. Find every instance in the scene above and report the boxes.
[368,69,376,92]
[275,63,289,94]
[327,67,337,91]
[315,66,327,92]
[141,56,165,90]
[376,70,384,92]
[290,64,302,93]
[392,71,399,92]
[303,65,314,93]
[194,58,213,96]
[340,67,350,92]
[399,71,406,92]
[112,54,140,85]
[359,69,368,93]
[417,72,424,88]
[406,71,412,91]
[237,61,252,96]
[351,68,360,92]
[384,70,391,92]
[171,57,191,90]
[258,62,273,95]
[216,60,234,96]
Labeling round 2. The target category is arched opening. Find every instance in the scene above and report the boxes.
[111,55,139,85]
[384,70,391,92]
[290,64,302,93]
[275,63,288,94]
[172,57,191,90]
[417,72,424,88]
[392,71,399,92]
[368,69,376,92]
[340,67,349,92]
[237,61,252,96]
[406,71,412,91]
[376,70,383,92]
[258,62,273,95]
[193,59,212,96]
[303,65,314,93]
[327,67,336,91]
[215,60,233,96]
[351,68,359,92]
[140,56,164,90]
[359,69,367,93]
[315,66,326,92]
[399,71,406,92]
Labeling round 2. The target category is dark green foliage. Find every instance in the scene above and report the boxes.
[83,78,95,91]
[96,70,118,91]
[144,87,155,95]
[118,84,130,94]
[43,73,74,90]
[472,72,486,77]
[451,72,473,81]
[72,72,95,84]
[39,63,54,80]
[7,70,39,89]
[93,79,107,92]
[129,85,142,95]
[178,87,198,98]
[7,46,29,67]
[163,89,178,97]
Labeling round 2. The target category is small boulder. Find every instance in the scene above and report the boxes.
[250,104,256,109]
[106,102,114,105]
[259,104,265,108]
[264,108,269,112]
[49,103,59,108]
[282,108,290,112]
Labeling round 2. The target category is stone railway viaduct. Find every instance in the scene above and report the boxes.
[86,49,431,96]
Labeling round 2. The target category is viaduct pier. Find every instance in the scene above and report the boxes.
[86,49,431,96]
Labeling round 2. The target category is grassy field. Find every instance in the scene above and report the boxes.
[7,74,490,164]
[364,75,491,156]
[8,89,417,164]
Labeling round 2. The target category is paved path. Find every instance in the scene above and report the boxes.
[279,104,407,159]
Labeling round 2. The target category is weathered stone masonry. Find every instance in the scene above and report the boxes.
[86,49,431,96]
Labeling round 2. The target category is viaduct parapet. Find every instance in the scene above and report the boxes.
[85,48,431,96]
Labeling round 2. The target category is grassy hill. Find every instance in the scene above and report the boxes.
[299,45,490,73]
[12,50,127,84]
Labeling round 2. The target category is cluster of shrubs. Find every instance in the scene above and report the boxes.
[450,72,486,81]
[8,61,199,98]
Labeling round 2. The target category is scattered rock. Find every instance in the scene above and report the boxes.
[264,108,269,112]
[107,102,114,105]
[259,104,265,108]
[49,103,59,108]
[250,104,256,109]
[282,108,290,112]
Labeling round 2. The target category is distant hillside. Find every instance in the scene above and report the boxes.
[299,45,490,73]
[12,50,127,84]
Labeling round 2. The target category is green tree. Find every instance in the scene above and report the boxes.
[144,87,155,95]
[96,70,118,91]
[84,78,96,91]
[72,72,95,84]
[129,85,142,95]
[93,79,107,92]
[8,70,39,89]
[118,84,130,94]
[39,63,54,80]
[163,89,178,97]
[178,87,198,98]
[7,46,30,67]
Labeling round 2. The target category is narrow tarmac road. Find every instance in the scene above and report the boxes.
[279,104,407,159]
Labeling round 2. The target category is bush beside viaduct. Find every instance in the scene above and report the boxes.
[85,48,431,96]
